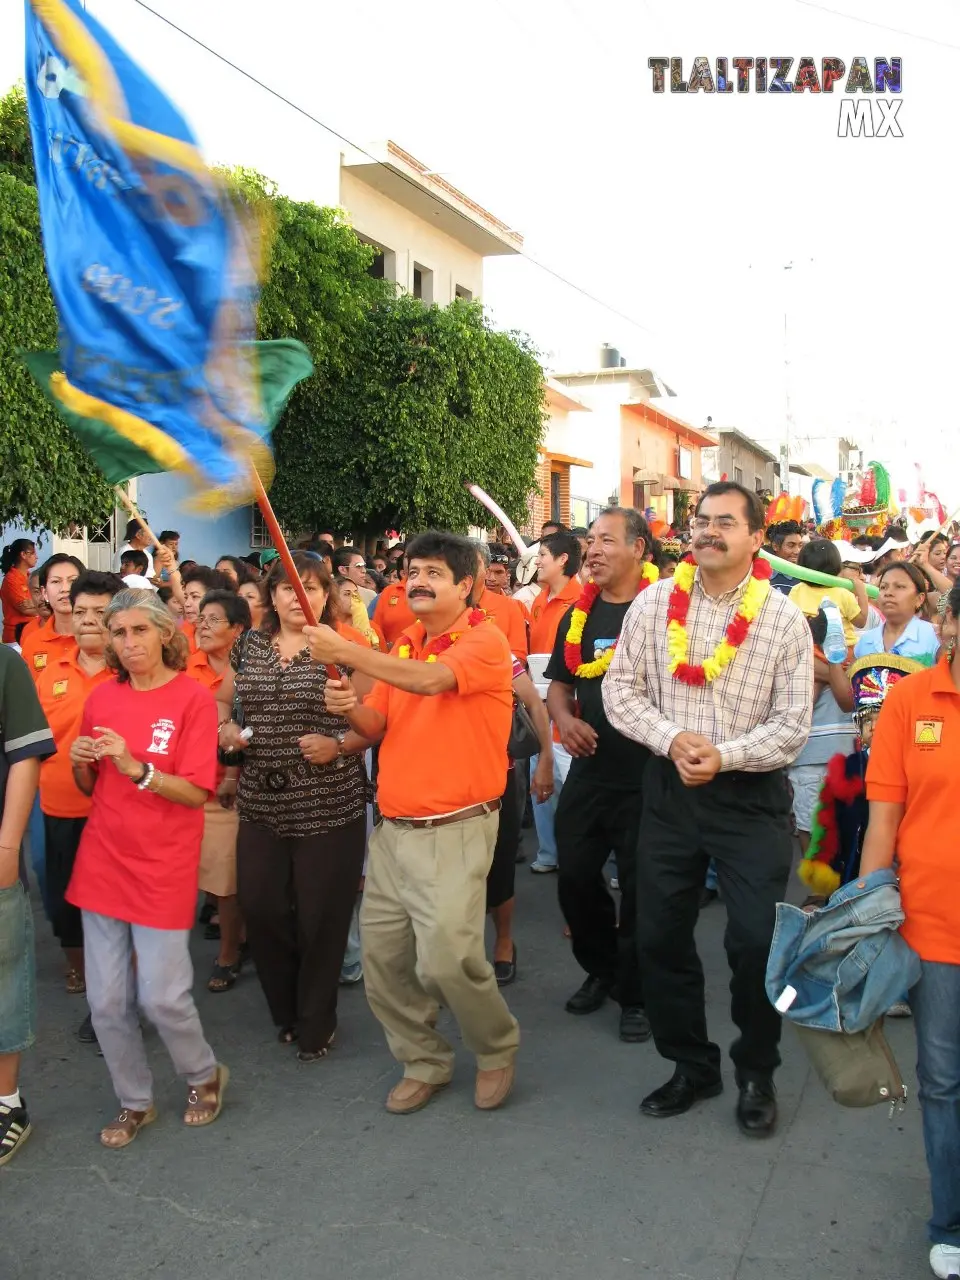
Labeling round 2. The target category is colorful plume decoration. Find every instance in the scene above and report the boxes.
[799,753,865,898]
[830,476,847,521]
[811,478,826,527]
[866,461,891,511]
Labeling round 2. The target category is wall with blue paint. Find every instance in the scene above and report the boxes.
[137,473,254,566]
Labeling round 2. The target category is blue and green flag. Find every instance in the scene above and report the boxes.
[23,0,311,508]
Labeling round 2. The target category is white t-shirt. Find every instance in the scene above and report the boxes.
[115,543,154,578]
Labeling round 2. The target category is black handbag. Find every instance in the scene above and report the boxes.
[508,695,540,760]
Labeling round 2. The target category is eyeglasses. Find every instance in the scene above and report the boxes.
[692,516,744,533]
[197,614,231,629]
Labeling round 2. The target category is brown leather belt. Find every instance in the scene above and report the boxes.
[386,798,502,830]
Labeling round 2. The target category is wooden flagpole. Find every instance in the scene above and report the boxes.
[114,485,163,551]
[250,469,339,679]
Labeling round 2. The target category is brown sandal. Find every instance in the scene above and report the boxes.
[183,1064,229,1127]
[99,1105,157,1149]
[65,968,86,995]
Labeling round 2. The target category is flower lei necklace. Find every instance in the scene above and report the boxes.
[666,555,772,686]
[396,608,487,662]
[564,563,660,679]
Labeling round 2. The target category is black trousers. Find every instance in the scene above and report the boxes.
[637,756,793,1083]
[487,768,521,912]
[556,773,644,1007]
[237,816,366,1053]
[43,814,85,950]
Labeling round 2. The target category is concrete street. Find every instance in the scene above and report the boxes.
[3,833,930,1280]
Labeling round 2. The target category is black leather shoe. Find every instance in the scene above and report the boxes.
[640,1073,723,1118]
[619,1006,652,1043]
[494,945,517,987]
[77,1012,97,1044]
[565,976,611,1015]
[736,1079,777,1137]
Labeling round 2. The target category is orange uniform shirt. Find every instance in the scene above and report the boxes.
[866,658,960,964]
[36,653,114,817]
[1,567,33,643]
[372,580,417,649]
[528,577,582,657]
[336,621,373,649]
[19,616,42,644]
[180,620,198,653]
[364,613,512,818]
[477,587,528,664]
[186,647,228,694]
[20,615,78,682]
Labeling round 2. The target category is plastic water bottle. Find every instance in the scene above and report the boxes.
[821,600,847,665]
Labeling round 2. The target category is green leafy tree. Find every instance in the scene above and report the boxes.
[0,88,543,537]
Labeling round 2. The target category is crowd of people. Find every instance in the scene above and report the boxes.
[2,490,960,1279]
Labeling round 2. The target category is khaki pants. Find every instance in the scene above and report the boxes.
[361,810,520,1084]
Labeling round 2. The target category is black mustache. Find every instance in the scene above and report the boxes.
[408,589,436,599]
[695,539,727,552]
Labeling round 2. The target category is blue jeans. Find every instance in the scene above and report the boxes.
[910,959,960,1245]
[0,882,36,1054]
[25,794,52,921]
[705,859,719,892]
[531,745,571,869]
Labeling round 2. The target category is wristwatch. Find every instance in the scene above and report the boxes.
[335,731,347,768]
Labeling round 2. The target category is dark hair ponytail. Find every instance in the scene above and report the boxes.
[1,539,34,574]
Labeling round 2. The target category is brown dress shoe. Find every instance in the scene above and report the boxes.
[385,1078,446,1115]
[475,1064,515,1111]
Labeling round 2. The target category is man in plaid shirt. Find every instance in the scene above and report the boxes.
[603,481,813,1138]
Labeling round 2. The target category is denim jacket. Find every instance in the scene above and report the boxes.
[765,869,921,1033]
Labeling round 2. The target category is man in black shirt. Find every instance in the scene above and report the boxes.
[546,507,655,1043]
[765,520,804,595]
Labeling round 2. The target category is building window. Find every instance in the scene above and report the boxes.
[413,263,434,303]
[455,284,473,301]
[755,477,764,493]
[250,506,294,550]
[734,466,743,485]
[550,471,561,523]
[359,237,396,284]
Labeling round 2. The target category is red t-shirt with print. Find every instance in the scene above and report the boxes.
[67,673,218,929]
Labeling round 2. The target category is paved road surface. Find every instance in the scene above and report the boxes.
[3,832,930,1280]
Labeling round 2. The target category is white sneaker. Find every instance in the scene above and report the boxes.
[887,1001,913,1018]
[930,1243,960,1278]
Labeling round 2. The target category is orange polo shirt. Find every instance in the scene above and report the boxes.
[20,615,78,681]
[36,654,114,817]
[19,616,42,644]
[364,612,512,819]
[866,658,960,963]
[336,621,373,649]
[477,587,528,664]
[1,567,33,642]
[528,577,582,657]
[186,647,228,694]
[180,620,198,653]
[372,580,417,649]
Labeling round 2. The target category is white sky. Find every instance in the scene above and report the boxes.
[3,0,958,507]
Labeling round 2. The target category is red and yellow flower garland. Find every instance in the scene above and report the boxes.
[666,555,772,686]
[396,607,487,662]
[564,564,659,679]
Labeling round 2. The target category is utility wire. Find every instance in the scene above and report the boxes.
[128,0,658,336]
[793,0,960,51]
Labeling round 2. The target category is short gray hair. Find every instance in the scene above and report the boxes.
[103,588,188,679]
[474,539,492,568]
[595,506,652,549]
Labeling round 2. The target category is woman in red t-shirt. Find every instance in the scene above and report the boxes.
[67,588,227,1149]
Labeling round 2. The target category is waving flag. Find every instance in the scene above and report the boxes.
[23,0,310,508]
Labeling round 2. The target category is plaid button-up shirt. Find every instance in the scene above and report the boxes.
[602,569,814,772]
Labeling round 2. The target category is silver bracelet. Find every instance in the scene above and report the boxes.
[136,763,155,791]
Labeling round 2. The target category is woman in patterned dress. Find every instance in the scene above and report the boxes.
[216,554,368,1062]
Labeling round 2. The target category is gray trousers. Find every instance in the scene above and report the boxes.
[82,910,217,1112]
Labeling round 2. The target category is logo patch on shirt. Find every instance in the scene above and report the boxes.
[33,653,47,670]
[389,596,399,606]
[593,637,617,661]
[52,679,68,697]
[914,717,943,747]
[147,718,175,755]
